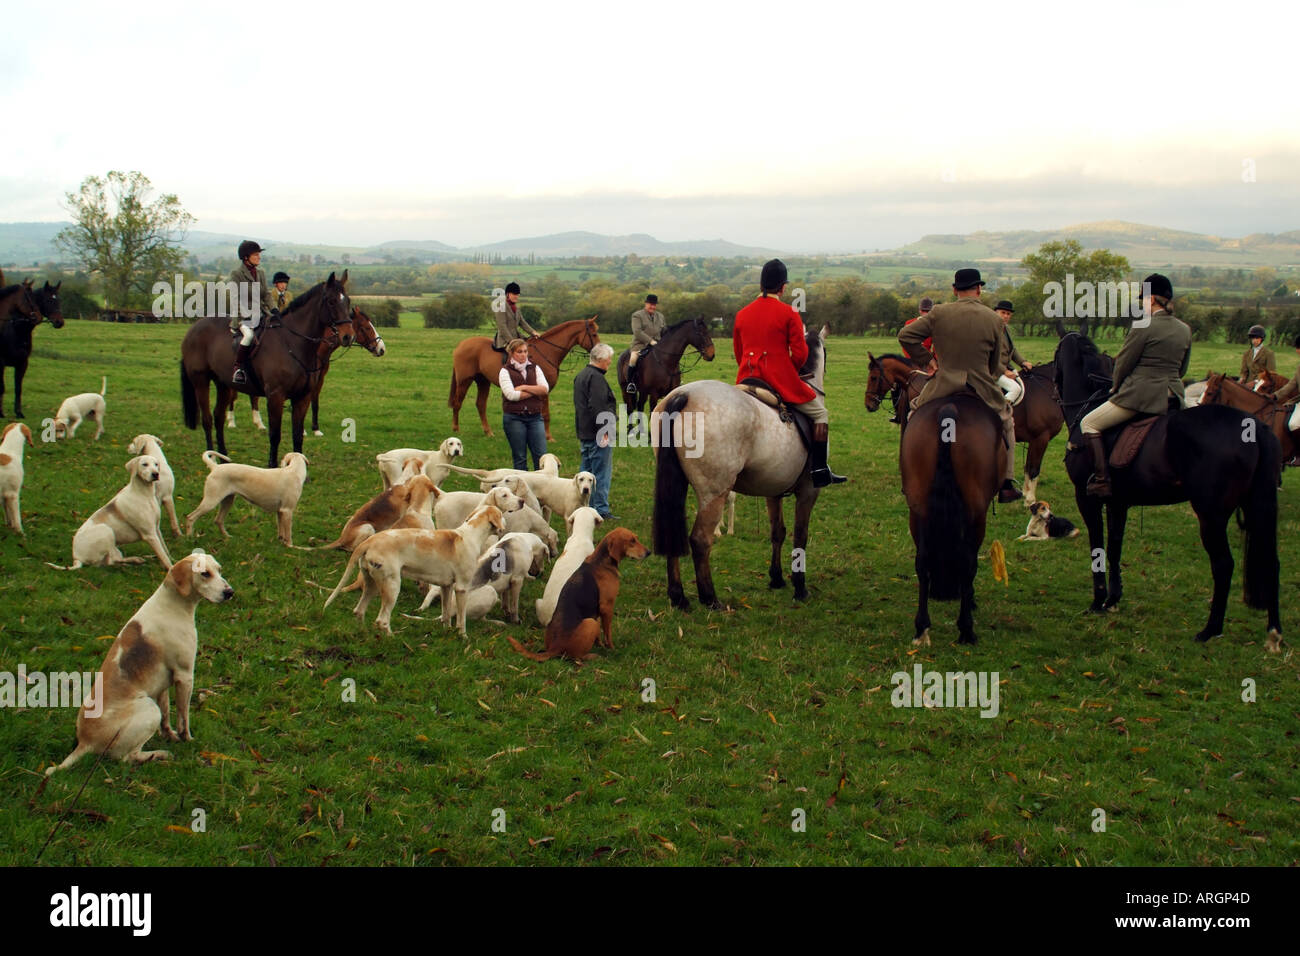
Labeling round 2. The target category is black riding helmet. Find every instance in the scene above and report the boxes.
[1248,324,1266,340]
[273,272,290,284]
[760,259,788,292]
[238,240,265,261]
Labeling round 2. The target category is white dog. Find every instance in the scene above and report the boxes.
[443,453,561,487]
[126,434,182,537]
[185,451,309,547]
[50,455,173,570]
[434,485,526,531]
[376,437,464,489]
[535,507,603,626]
[0,422,34,535]
[420,531,548,623]
[53,376,107,440]
[46,552,234,773]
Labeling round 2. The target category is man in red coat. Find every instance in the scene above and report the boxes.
[733,259,846,487]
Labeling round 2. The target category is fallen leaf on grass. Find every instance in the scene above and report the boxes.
[648,833,677,852]
[528,836,555,847]
[165,825,195,836]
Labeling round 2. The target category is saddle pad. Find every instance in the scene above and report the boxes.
[735,379,781,407]
[1109,416,1160,468]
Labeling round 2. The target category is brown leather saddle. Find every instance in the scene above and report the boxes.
[735,378,814,452]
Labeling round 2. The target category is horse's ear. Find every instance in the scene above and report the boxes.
[340,269,349,288]
[820,324,828,340]
[326,272,336,284]
[867,351,875,363]
[1055,319,1067,338]
[53,281,61,291]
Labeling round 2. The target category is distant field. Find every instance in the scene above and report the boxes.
[1,320,1295,866]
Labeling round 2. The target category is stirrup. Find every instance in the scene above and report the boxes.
[1085,475,1111,497]
[811,467,847,487]
[233,366,247,385]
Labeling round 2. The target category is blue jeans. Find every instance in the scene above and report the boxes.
[502,413,547,470]
[580,438,613,517]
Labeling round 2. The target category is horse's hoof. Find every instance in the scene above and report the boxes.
[912,629,931,647]
[312,430,324,437]
[705,601,731,612]
[1088,603,1106,615]
[1265,629,1283,654]
[957,632,978,645]
[793,587,809,602]
[769,576,785,590]
[1193,629,1219,643]
[669,595,691,612]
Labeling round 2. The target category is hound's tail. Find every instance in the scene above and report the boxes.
[507,636,561,662]
[324,540,371,608]
[100,376,107,397]
[202,450,232,472]
[45,560,83,572]
[443,463,493,479]
[924,402,971,601]
[651,392,691,557]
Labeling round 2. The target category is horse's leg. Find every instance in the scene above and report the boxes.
[251,394,265,431]
[956,510,987,645]
[291,395,308,456]
[473,378,493,437]
[194,376,215,451]
[690,494,730,610]
[765,496,786,589]
[266,393,285,468]
[1193,509,1234,642]
[1103,500,1128,610]
[13,357,27,417]
[790,485,818,602]
[1023,432,1049,506]
[911,511,932,645]
[666,554,689,611]
[1075,489,1107,613]
[311,386,322,436]
[0,365,7,416]
[213,384,234,457]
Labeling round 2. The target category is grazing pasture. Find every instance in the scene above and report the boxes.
[0,320,1295,866]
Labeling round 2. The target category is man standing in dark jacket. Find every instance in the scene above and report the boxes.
[574,342,617,519]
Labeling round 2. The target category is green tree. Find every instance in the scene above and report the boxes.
[1021,240,1130,336]
[55,171,194,309]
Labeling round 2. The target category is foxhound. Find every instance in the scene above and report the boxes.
[53,377,108,440]
[185,451,309,547]
[50,455,173,570]
[125,434,182,537]
[376,437,464,490]
[0,423,34,535]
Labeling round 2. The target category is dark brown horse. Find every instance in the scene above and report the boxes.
[1201,371,1296,464]
[616,316,716,414]
[448,317,599,441]
[900,393,1004,645]
[865,352,1065,504]
[181,272,354,467]
[230,305,386,435]
[1,280,64,417]
[1054,332,1281,650]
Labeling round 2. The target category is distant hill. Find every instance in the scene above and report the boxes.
[899,220,1300,268]
[466,231,776,259]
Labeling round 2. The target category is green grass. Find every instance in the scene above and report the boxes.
[1,320,1296,867]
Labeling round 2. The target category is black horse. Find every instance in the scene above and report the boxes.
[618,316,716,414]
[1054,332,1281,650]
[1,281,64,417]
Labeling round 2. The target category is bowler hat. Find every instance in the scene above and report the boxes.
[505,282,521,295]
[995,300,1014,313]
[645,294,658,304]
[919,297,934,312]
[1143,273,1174,301]
[953,268,984,290]
[760,259,788,292]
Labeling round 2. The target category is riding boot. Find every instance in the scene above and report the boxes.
[625,360,639,396]
[809,423,847,487]
[232,343,252,385]
[1085,434,1112,497]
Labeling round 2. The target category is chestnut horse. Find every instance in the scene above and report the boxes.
[181,272,354,467]
[1252,369,1289,394]
[865,352,1065,504]
[1,280,64,418]
[1201,371,1296,464]
[616,316,717,415]
[448,317,600,441]
[228,305,386,435]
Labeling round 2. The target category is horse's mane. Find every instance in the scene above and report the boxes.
[799,329,823,376]
[875,352,921,366]
[280,279,327,315]
[664,317,701,333]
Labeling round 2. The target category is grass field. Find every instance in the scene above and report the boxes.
[1,318,1296,867]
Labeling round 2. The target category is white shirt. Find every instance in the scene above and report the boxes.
[498,364,550,402]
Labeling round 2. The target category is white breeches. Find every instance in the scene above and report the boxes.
[998,374,1024,405]
[1289,404,1300,432]
[239,324,256,346]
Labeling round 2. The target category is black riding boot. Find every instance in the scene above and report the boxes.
[625,360,639,395]
[810,423,847,487]
[1086,434,1111,497]
[232,343,252,385]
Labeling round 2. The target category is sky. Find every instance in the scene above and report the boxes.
[3,0,1296,252]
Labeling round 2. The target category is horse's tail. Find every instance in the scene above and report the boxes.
[1240,431,1280,611]
[181,362,198,430]
[924,402,971,602]
[447,364,458,409]
[652,392,691,557]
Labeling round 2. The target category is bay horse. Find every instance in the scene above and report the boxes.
[1054,332,1281,650]
[1200,371,1296,464]
[616,316,717,414]
[228,305,386,435]
[652,325,828,611]
[1,280,64,417]
[448,317,600,441]
[901,393,1004,645]
[1252,369,1289,394]
[864,352,1065,505]
[181,272,354,467]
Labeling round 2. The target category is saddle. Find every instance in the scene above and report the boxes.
[735,378,814,452]
[1103,397,1182,468]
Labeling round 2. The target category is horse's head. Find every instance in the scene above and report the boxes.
[583,316,600,351]
[321,271,353,345]
[349,306,386,356]
[34,281,64,328]
[799,323,828,395]
[864,352,889,411]
[688,316,716,361]
[6,280,41,325]
[1202,371,1226,405]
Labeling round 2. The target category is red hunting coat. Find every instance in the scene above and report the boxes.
[732,296,816,404]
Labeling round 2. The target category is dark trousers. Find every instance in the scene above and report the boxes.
[503,412,547,470]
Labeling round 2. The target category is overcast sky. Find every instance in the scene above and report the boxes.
[3,0,1296,252]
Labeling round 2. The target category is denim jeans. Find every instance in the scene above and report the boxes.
[502,412,547,470]
[580,438,613,517]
